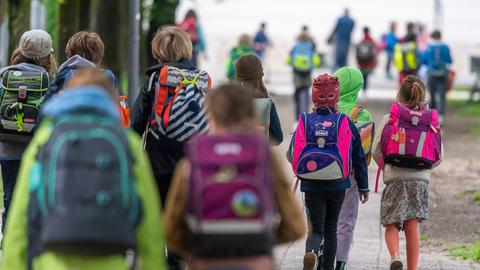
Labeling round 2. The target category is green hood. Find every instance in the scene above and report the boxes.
[334,67,372,122]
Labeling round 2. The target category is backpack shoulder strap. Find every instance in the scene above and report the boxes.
[349,105,363,121]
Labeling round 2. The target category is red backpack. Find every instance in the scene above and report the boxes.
[179,18,199,44]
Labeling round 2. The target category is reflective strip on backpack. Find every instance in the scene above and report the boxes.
[186,216,266,234]
[399,140,406,155]
[416,131,427,157]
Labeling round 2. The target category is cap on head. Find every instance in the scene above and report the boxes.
[312,74,340,108]
[19,30,52,60]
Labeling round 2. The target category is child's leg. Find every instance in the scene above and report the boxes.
[336,179,359,263]
[322,190,346,270]
[385,224,400,257]
[304,192,327,254]
[403,219,420,270]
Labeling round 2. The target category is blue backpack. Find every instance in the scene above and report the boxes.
[291,42,315,72]
[429,45,449,77]
[63,69,119,90]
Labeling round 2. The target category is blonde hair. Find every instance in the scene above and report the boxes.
[11,48,57,75]
[397,75,426,109]
[66,31,105,65]
[238,34,252,47]
[151,26,193,63]
[65,68,119,101]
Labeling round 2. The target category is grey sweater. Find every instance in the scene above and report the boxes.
[372,114,444,184]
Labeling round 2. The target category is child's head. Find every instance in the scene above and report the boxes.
[66,31,105,66]
[397,75,426,109]
[235,55,268,98]
[206,83,255,133]
[11,30,57,74]
[363,27,370,36]
[312,74,340,110]
[238,34,252,47]
[184,9,197,20]
[151,26,193,64]
[430,30,442,41]
[66,68,119,101]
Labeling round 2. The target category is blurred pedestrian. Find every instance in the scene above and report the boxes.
[226,34,255,80]
[288,26,320,123]
[178,9,207,68]
[235,54,283,145]
[288,74,369,270]
[253,22,272,61]
[0,29,57,229]
[2,72,166,270]
[131,26,211,270]
[422,30,452,123]
[328,8,355,71]
[394,23,420,85]
[355,27,378,92]
[381,22,398,80]
[164,83,305,270]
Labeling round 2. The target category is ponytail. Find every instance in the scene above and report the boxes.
[397,76,426,110]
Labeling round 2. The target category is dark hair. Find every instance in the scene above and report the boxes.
[66,31,105,65]
[363,27,370,35]
[260,22,266,29]
[431,30,442,40]
[235,55,269,98]
[206,83,255,130]
[302,25,309,31]
[185,9,197,20]
[397,75,426,109]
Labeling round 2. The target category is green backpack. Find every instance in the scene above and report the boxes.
[0,69,49,142]
[254,98,272,137]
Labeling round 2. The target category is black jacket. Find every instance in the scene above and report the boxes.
[131,60,197,176]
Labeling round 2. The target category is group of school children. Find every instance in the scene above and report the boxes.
[0,24,443,270]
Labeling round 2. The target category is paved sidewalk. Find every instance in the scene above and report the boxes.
[270,93,480,270]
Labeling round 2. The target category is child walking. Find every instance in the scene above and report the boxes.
[234,54,283,145]
[2,71,166,270]
[164,83,305,270]
[0,30,57,228]
[334,66,375,270]
[288,74,369,270]
[372,76,443,270]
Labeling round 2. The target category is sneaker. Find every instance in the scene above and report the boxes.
[303,251,318,270]
[390,256,403,270]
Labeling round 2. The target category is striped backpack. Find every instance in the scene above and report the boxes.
[149,66,211,143]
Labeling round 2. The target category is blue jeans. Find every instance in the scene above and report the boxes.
[305,190,346,270]
[294,87,311,119]
[334,44,350,71]
[1,159,21,230]
[428,75,448,115]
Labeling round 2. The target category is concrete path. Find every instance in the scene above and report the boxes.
[270,91,480,270]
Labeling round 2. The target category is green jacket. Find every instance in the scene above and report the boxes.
[2,121,167,270]
[226,45,255,79]
[334,66,373,122]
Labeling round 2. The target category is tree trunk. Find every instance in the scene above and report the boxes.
[8,0,30,58]
[58,0,82,63]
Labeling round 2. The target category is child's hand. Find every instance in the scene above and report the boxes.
[360,192,369,204]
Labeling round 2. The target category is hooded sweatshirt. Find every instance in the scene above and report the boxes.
[3,86,166,270]
[334,66,373,123]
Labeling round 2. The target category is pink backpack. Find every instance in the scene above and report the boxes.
[186,133,276,257]
[375,103,442,191]
[290,111,352,182]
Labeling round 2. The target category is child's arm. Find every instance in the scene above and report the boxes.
[128,132,167,270]
[131,78,154,136]
[372,114,389,165]
[271,153,306,244]
[349,119,369,194]
[2,123,52,270]
[164,160,191,257]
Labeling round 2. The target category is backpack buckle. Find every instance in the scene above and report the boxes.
[317,138,325,148]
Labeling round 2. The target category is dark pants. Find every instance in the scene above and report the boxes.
[334,44,350,71]
[428,75,448,116]
[361,70,370,92]
[192,50,199,69]
[305,190,346,270]
[1,159,21,229]
[385,54,393,77]
[294,87,311,119]
[154,172,182,270]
